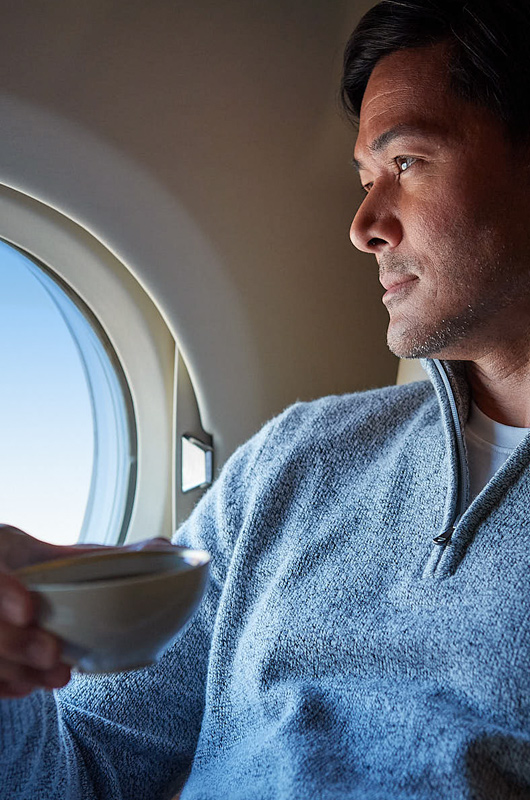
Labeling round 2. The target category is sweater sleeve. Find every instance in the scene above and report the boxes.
[0,413,276,800]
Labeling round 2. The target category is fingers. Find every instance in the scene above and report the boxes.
[0,621,58,669]
[0,573,35,626]
[0,679,37,699]
[0,525,64,572]
[0,573,71,699]
[0,663,71,699]
[0,654,71,695]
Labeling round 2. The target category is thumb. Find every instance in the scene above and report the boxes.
[0,525,108,572]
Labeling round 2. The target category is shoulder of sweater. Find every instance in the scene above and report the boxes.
[271,380,435,435]
[176,380,439,562]
[228,380,437,467]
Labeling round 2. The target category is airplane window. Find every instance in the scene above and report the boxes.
[0,240,136,546]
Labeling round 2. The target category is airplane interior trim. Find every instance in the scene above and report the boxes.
[0,182,175,543]
[0,0,402,542]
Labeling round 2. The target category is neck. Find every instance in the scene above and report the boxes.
[465,354,530,427]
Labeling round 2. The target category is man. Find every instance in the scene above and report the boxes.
[2,0,530,796]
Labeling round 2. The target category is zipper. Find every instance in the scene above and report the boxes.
[431,360,469,546]
[432,514,462,545]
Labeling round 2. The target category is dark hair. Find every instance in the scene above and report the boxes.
[341,0,530,143]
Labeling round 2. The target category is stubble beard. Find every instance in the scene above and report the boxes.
[381,250,530,361]
[377,254,474,359]
[387,303,480,359]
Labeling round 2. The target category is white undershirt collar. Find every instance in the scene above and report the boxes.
[465,401,530,501]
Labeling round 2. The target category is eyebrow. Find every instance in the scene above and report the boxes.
[351,122,434,172]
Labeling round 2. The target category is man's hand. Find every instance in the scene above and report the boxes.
[0,525,92,698]
[0,525,175,699]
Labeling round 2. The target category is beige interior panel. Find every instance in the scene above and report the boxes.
[396,359,429,385]
[0,0,394,468]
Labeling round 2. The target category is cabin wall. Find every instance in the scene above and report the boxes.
[0,0,395,464]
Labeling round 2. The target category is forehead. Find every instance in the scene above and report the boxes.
[355,44,464,157]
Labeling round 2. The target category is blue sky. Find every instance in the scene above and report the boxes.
[0,242,94,545]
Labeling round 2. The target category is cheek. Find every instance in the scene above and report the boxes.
[402,189,464,253]
[406,178,494,254]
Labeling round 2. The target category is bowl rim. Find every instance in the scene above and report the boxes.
[14,546,210,591]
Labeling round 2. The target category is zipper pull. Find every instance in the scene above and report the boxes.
[433,528,453,546]
[433,514,462,546]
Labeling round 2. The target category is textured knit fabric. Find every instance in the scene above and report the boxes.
[3,359,530,799]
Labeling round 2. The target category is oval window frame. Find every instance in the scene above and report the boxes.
[0,184,175,545]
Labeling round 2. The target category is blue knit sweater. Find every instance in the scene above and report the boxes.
[3,359,530,799]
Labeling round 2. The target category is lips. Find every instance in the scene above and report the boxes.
[380,274,417,292]
[380,274,418,302]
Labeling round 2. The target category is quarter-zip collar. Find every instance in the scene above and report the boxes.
[420,358,471,577]
[422,359,470,544]
[419,357,530,578]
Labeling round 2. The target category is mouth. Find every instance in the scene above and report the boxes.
[380,275,418,304]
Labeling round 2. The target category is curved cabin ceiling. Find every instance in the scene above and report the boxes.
[0,0,395,458]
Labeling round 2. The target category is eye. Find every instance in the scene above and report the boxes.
[362,182,373,193]
[395,155,417,173]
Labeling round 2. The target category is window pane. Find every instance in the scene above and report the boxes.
[0,241,136,545]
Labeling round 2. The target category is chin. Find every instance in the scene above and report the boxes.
[387,323,460,360]
[387,322,480,361]
[386,329,427,360]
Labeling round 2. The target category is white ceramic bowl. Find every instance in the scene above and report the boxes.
[15,547,210,673]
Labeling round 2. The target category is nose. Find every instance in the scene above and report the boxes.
[349,184,403,255]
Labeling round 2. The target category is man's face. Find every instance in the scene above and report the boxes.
[350,43,530,360]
